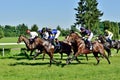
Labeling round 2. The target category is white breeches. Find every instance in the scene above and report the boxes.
[55,30,61,39]
[88,32,93,41]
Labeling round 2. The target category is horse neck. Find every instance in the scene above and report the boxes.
[75,38,85,47]
[99,37,106,43]
[22,37,31,48]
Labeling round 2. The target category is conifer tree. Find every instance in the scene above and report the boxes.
[74,0,103,32]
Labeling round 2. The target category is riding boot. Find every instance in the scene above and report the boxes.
[110,40,112,47]
[54,42,61,52]
[88,41,92,50]
[29,39,33,44]
[108,38,112,47]
[57,42,61,49]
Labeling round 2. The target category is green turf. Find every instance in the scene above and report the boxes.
[0,36,64,49]
[0,52,119,80]
[0,37,18,43]
[0,37,120,80]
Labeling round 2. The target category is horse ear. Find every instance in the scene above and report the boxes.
[19,35,24,37]
[19,35,22,37]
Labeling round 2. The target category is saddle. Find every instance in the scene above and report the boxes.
[29,37,38,44]
[84,39,93,50]
[47,38,61,52]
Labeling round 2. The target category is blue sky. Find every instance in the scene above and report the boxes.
[0,0,120,29]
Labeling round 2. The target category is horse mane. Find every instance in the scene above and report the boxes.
[70,32,82,39]
[19,35,28,39]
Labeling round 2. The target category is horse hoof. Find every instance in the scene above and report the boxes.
[33,58,36,60]
[78,61,81,63]
[59,61,62,64]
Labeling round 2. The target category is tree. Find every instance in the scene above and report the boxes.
[102,20,119,39]
[31,24,38,32]
[3,25,17,37]
[56,25,62,31]
[16,23,28,35]
[0,28,4,38]
[74,0,103,31]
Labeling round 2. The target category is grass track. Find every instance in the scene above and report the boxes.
[0,37,120,80]
[0,52,120,80]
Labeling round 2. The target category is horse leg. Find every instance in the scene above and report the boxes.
[93,52,100,65]
[116,49,119,54]
[75,57,81,63]
[66,55,75,64]
[66,52,80,64]
[60,53,63,60]
[33,52,41,60]
[47,52,61,66]
[30,50,34,56]
[107,48,111,57]
[24,51,30,59]
[85,54,88,61]
[99,50,111,64]
[42,53,45,61]
[104,46,111,57]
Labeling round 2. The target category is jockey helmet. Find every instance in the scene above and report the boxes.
[105,29,108,32]
[26,29,30,34]
[80,27,85,31]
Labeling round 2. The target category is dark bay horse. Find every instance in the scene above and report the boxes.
[17,35,60,66]
[112,40,120,53]
[17,35,44,56]
[98,35,120,54]
[50,41,72,60]
[33,40,73,61]
[97,35,112,57]
[66,33,111,65]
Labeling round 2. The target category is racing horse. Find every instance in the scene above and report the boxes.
[98,35,120,55]
[97,34,112,57]
[17,35,60,66]
[33,40,73,61]
[112,40,120,53]
[66,32,111,65]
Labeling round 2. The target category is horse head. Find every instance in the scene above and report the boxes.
[98,35,106,43]
[112,40,118,48]
[17,35,29,44]
[66,32,85,48]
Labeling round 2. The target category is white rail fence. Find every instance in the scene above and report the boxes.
[0,43,25,56]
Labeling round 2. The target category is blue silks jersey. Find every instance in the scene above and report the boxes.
[51,29,57,34]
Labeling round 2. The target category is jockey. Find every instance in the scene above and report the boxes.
[46,28,61,50]
[105,29,113,46]
[51,29,61,39]
[26,29,38,44]
[80,27,93,50]
[39,28,49,40]
[40,27,61,45]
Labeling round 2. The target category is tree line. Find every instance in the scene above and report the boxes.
[0,21,119,39]
[0,0,119,39]
[0,23,76,38]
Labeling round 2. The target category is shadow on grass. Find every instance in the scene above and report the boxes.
[0,52,100,67]
[9,61,62,67]
[0,52,45,61]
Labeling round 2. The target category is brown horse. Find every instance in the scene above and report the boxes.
[33,40,73,61]
[17,35,43,56]
[17,35,60,66]
[66,32,111,65]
